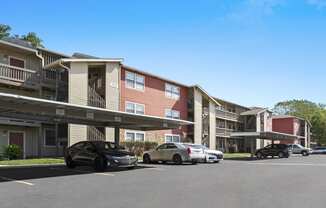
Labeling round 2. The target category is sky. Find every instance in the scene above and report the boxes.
[2,0,326,108]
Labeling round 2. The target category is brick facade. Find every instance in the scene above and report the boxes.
[119,66,189,144]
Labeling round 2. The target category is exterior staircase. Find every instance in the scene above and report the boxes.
[87,126,106,141]
[88,86,106,108]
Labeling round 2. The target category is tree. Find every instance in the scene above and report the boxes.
[0,24,11,39]
[21,32,44,48]
[273,100,326,145]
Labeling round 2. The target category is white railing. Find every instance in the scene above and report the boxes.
[0,63,38,83]
[216,108,240,121]
[216,127,235,137]
[88,86,106,108]
[87,126,105,141]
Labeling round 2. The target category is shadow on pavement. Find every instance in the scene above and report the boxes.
[0,165,153,182]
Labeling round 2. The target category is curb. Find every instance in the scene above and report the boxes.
[0,163,65,169]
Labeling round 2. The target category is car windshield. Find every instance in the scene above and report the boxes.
[295,144,304,149]
[94,142,124,150]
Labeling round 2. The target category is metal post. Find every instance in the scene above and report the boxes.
[250,137,255,159]
[55,70,59,157]
[114,127,120,145]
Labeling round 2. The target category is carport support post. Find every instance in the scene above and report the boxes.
[250,137,255,159]
[114,127,120,145]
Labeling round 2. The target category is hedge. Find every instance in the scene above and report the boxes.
[120,141,158,157]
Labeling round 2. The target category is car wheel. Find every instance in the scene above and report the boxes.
[191,160,198,165]
[94,156,107,172]
[173,154,182,165]
[127,166,135,170]
[256,152,264,159]
[65,156,76,169]
[143,154,151,164]
[302,151,308,156]
[214,160,220,164]
[278,152,285,158]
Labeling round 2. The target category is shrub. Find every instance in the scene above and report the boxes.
[120,141,158,157]
[3,145,22,160]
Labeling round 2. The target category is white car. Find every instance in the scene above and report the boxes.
[187,144,224,163]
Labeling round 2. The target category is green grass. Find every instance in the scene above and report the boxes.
[223,153,252,159]
[0,158,65,166]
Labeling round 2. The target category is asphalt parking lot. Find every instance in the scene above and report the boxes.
[0,155,326,208]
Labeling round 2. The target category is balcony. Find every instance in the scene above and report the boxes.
[0,63,39,89]
[216,108,241,122]
[40,69,68,88]
[216,127,235,137]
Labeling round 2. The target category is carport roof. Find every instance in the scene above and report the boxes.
[231,131,298,140]
[0,93,193,131]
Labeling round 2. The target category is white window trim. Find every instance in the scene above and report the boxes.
[164,134,181,143]
[125,130,146,142]
[7,130,26,159]
[165,83,180,100]
[165,109,180,119]
[125,101,145,115]
[8,56,26,69]
[125,71,145,92]
[43,128,57,148]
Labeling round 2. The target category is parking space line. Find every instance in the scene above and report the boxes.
[247,162,326,167]
[147,167,166,171]
[0,176,34,186]
[49,167,115,176]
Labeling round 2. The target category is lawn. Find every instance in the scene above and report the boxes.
[223,153,252,159]
[0,158,65,166]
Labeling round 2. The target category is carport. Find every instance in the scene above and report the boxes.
[0,92,193,146]
[230,131,298,157]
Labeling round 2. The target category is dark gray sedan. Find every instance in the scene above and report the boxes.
[65,141,138,171]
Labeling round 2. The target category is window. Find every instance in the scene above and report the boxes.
[165,83,180,100]
[165,134,181,143]
[125,71,145,91]
[125,102,145,115]
[165,109,180,119]
[44,129,56,147]
[125,131,145,142]
[9,56,25,68]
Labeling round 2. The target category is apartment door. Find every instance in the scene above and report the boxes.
[9,132,24,158]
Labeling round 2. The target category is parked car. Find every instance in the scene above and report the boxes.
[255,144,290,159]
[142,142,204,165]
[187,144,224,163]
[311,147,326,154]
[65,141,138,171]
[287,144,312,156]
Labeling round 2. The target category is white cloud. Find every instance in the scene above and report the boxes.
[226,0,285,24]
[306,0,326,9]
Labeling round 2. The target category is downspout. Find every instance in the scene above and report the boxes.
[35,50,44,157]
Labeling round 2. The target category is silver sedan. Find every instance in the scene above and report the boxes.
[143,143,205,165]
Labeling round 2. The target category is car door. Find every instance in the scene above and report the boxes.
[80,142,98,165]
[70,142,86,164]
[151,144,168,161]
[292,144,301,154]
[164,143,179,161]
[262,144,272,155]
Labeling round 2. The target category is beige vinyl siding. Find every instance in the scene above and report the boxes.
[0,125,39,157]
[0,45,41,71]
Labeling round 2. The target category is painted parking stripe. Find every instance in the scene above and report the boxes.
[49,167,114,176]
[0,176,34,186]
[247,162,326,167]
[148,167,166,171]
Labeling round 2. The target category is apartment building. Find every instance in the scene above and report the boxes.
[119,65,189,143]
[0,37,312,158]
[0,38,69,158]
[272,115,311,147]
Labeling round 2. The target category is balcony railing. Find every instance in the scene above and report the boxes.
[216,108,240,121]
[216,127,236,137]
[0,63,38,84]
